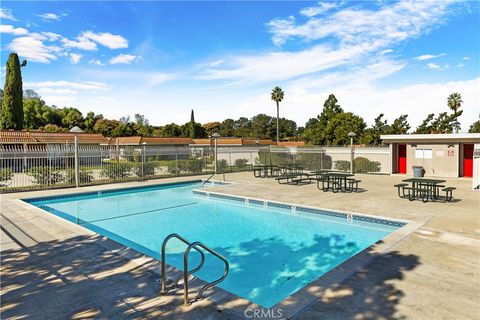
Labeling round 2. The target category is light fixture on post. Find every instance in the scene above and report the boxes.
[347,131,357,174]
[211,132,220,174]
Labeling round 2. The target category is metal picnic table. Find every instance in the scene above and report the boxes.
[317,172,354,193]
[253,165,279,178]
[402,177,446,202]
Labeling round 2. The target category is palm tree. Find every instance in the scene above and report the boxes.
[447,93,463,133]
[271,86,284,142]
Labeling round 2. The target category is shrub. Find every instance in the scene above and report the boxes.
[28,167,66,185]
[167,159,204,174]
[0,168,14,186]
[100,162,132,180]
[334,157,381,173]
[334,160,350,172]
[354,157,381,173]
[132,162,156,177]
[234,158,248,169]
[217,159,228,173]
[66,169,94,184]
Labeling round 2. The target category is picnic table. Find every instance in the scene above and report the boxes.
[317,172,355,193]
[278,163,303,175]
[275,173,312,185]
[253,165,279,178]
[402,178,446,202]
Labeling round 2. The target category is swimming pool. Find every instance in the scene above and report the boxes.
[25,181,403,308]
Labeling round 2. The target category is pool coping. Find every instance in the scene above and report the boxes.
[16,178,423,319]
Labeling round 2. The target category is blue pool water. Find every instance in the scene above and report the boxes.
[26,181,400,308]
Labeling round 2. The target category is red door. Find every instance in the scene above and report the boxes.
[463,144,474,177]
[398,144,407,174]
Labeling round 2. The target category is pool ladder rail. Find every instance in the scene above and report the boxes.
[161,233,229,306]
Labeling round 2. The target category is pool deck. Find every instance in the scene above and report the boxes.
[1,173,479,319]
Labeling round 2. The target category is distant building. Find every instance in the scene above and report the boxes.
[381,133,480,178]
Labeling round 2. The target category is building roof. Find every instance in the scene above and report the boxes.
[380,133,480,143]
[0,131,109,144]
[277,141,305,147]
[109,136,194,145]
[192,138,276,146]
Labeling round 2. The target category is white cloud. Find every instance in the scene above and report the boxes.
[457,63,465,67]
[415,53,446,60]
[62,36,97,51]
[7,35,62,63]
[204,1,460,84]
[109,54,137,64]
[42,32,62,41]
[37,13,66,21]
[300,2,339,17]
[427,63,449,70]
[82,31,128,49]
[462,56,470,60]
[267,1,458,46]
[88,59,105,66]
[0,24,28,35]
[69,53,82,64]
[0,8,17,21]
[25,80,110,91]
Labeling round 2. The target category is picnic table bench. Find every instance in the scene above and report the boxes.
[395,178,455,202]
[275,173,312,185]
[316,172,361,193]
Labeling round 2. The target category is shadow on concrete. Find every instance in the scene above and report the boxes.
[1,232,420,320]
[0,235,232,320]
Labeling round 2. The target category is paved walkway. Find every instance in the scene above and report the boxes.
[1,173,479,319]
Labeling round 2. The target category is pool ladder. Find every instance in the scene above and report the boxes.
[160,233,229,306]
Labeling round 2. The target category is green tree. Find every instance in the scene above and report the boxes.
[84,112,103,133]
[302,94,344,144]
[202,122,222,137]
[361,113,389,145]
[23,97,45,129]
[189,109,196,138]
[235,117,252,138]
[469,120,480,133]
[62,108,84,129]
[93,119,121,136]
[415,113,435,134]
[324,112,366,145]
[390,114,410,134]
[271,86,284,142]
[251,114,274,139]
[1,53,25,130]
[161,123,182,137]
[133,113,151,136]
[447,93,463,133]
[219,119,236,137]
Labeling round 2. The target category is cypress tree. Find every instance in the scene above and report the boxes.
[189,109,195,138]
[0,53,24,130]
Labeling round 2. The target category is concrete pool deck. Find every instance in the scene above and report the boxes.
[1,173,479,319]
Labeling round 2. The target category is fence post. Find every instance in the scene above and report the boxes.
[175,152,179,177]
[142,143,146,180]
[74,135,80,187]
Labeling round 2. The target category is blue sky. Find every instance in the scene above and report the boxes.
[1,1,479,130]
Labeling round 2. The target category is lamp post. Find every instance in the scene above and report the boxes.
[211,132,220,174]
[348,131,356,174]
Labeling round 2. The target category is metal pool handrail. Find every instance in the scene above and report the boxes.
[202,172,216,186]
[183,241,229,306]
[161,233,205,294]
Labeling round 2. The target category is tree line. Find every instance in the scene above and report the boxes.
[1,52,479,145]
